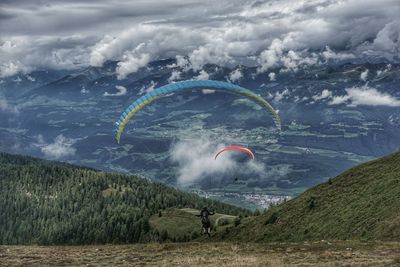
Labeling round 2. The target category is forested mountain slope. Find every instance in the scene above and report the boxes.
[0,152,247,245]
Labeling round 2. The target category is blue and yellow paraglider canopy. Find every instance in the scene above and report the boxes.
[115,80,281,143]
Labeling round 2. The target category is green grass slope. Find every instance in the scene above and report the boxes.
[0,152,247,245]
[223,152,400,242]
[149,209,201,242]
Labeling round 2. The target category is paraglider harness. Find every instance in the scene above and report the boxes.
[196,208,215,237]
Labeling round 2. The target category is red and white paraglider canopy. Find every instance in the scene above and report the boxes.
[214,146,255,160]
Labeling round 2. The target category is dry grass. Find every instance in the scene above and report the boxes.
[0,241,399,267]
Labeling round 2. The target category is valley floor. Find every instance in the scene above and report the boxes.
[1,241,400,266]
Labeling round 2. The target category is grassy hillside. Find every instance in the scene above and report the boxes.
[0,152,248,245]
[223,152,400,242]
[149,208,237,241]
[150,209,201,242]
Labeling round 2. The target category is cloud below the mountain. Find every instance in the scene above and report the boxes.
[344,86,400,107]
[310,85,400,107]
[34,134,77,159]
[312,89,333,101]
[169,137,265,185]
[104,85,128,96]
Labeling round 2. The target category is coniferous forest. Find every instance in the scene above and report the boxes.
[0,152,247,245]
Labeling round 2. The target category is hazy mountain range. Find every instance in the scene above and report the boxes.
[1,59,399,207]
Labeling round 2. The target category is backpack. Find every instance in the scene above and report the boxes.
[201,211,209,224]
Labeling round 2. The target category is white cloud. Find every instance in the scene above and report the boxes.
[188,45,233,71]
[229,68,243,82]
[376,64,392,78]
[195,70,210,80]
[139,81,157,95]
[89,35,114,67]
[328,95,351,105]
[0,36,89,78]
[35,134,77,159]
[104,85,128,96]
[268,72,276,81]
[368,20,400,60]
[168,70,181,82]
[26,75,35,82]
[258,39,321,73]
[360,69,369,81]
[346,85,400,107]
[322,46,355,61]
[170,137,265,185]
[312,89,333,101]
[1,0,399,77]
[258,39,284,73]
[116,53,150,79]
[328,85,400,107]
[80,87,89,94]
[175,55,191,69]
[274,88,290,102]
[0,60,30,78]
[281,50,319,71]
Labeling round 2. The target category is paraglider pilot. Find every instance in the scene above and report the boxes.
[196,207,215,237]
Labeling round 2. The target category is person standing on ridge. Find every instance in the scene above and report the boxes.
[196,207,215,237]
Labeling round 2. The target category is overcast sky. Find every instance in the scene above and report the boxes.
[1,0,399,77]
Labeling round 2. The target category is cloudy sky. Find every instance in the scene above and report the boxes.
[1,0,399,78]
